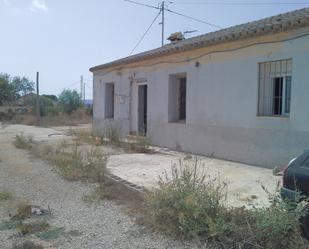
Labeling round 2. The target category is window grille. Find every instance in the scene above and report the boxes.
[258,59,292,116]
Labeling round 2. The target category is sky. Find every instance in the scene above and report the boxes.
[1,0,308,99]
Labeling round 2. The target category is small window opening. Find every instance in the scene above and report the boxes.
[168,73,187,122]
[105,82,114,119]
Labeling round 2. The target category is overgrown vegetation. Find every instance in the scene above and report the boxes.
[0,73,34,105]
[0,190,12,201]
[12,240,43,249]
[0,73,92,126]
[146,158,309,249]
[0,198,80,245]
[99,123,152,153]
[13,134,108,185]
[13,134,34,150]
[17,220,50,235]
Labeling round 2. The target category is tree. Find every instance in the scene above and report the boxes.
[58,89,82,114]
[42,94,58,102]
[0,73,35,105]
[0,74,12,104]
[11,76,35,99]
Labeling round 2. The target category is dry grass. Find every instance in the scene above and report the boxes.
[16,220,50,235]
[13,134,34,150]
[13,135,108,189]
[8,108,91,127]
[12,240,44,249]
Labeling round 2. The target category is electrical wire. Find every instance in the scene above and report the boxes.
[51,81,82,94]
[129,10,162,55]
[169,1,309,5]
[166,8,222,29]
[95,32,309,77]
[84,83,92,90]
[124,0,160,9]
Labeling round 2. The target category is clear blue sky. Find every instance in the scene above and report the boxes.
[1,0,308,99]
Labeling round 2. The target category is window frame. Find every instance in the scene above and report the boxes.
[257,59,292,118]
[271,75,291,116]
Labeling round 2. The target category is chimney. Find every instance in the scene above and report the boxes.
[167,32,185,43]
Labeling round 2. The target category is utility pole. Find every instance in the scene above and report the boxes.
[36,72,40,126]
[161,1,165,46]
[84,79,86,103]
[80,75,83,101]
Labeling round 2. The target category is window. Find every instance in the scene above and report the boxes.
[258,59,292,116]
[168,73,187,122]
[301,156,309,168]
[105,82,114,119]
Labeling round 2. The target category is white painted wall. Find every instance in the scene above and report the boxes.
[92,30,309,167]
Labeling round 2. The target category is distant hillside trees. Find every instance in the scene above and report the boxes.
[0,73,34,105]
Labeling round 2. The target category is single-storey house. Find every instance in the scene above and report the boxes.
[90,8,309,168]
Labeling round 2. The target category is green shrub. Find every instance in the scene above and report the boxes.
[248,192,307,248]
[0,191,12,201]
[147,158,227,238]
[146,158,309,248]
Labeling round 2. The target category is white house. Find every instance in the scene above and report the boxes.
[90,8,309,168]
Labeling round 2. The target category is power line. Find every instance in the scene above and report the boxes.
[52,81,80,94]
[166,8,222,29]
[84,83,92,90]
[130,10,162,55]
[124,0,160,9]
[169,1,309,5]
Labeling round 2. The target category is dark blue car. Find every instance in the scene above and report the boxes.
[281,150,309,238]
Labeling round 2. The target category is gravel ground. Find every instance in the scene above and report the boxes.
[0,124,199,249]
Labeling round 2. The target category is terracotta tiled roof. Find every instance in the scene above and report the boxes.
[90,7,309,72]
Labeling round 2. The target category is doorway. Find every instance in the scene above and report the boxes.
[138,84,147,135]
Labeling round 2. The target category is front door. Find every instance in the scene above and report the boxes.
[138,85,147,135]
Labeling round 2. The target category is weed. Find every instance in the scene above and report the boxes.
[82,186,105,203]
[146,158,309,248]
[36,227,65,240]
[13,134,33,150]
[126,136,151,153]
[103,123,122,145]
[12,240,43,249]
[75,129,94,144]
[65,229,82,237]
[17,136,108,186]
[17,220,50,235]
[0,220,18,230]
[0,190,12,201]
[147,158,227,238]
[12,200,32,220]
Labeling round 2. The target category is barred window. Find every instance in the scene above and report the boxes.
[258,59,292,116]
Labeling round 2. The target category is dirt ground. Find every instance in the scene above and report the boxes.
[3,123,280,207]
[0,123,198,249]
[0,123,281,248]
[108,151,280,207]
[51,124,280,207]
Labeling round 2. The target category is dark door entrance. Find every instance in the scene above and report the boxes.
[138,85,147,135]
